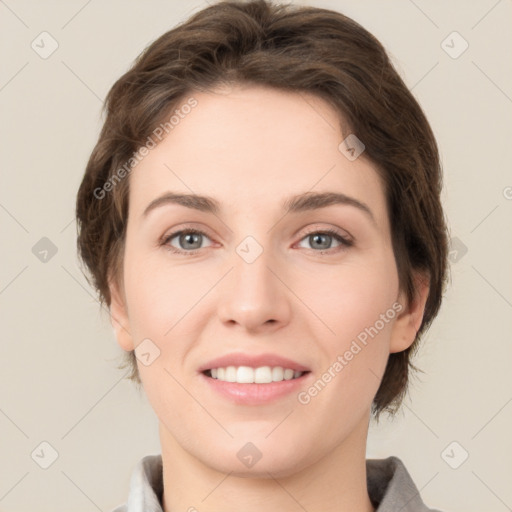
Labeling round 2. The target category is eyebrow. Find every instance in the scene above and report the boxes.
[142,191,376,225]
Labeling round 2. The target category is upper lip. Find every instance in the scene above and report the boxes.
[198,352,311,373]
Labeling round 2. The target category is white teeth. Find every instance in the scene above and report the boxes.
[207,365,305,383]
[237,366,255,383]
[272,366,284,381]
[254,366,272,383]
[225,366,237,382]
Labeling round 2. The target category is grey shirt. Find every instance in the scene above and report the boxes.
[112,454,444,512]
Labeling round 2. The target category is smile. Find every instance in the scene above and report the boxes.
[204,366,308,383]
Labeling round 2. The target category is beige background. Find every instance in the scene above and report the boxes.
[1,1,511,511]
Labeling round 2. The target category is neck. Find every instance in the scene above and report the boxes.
[159,414,375,512]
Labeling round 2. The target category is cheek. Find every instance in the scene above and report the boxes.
[300,250,399,398]
[301,278,397,422]
[303,251,399,342]
[123,249,209,338]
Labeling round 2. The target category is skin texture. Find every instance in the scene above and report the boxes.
[109,84,429,512]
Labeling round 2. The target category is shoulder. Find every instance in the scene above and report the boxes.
[366,456,447,512]
[109,454,164,512]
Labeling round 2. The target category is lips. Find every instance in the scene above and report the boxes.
[197,352,311,373]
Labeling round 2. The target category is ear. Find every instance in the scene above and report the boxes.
[389,271,430,354]
[108,276,135,352]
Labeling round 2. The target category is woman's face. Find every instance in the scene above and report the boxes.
[110,84,423,477]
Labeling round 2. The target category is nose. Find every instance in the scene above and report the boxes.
[216,240,292,334]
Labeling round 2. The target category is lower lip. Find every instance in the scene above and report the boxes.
[199,372,312,405]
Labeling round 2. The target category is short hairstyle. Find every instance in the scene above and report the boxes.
[76,0,449,417]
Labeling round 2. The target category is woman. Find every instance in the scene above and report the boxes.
[76,1,449,510]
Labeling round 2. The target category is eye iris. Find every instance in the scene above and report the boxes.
[180,232,202,250]
[310,233,331,250]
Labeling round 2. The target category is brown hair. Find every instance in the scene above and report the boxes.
[76,0,449,417]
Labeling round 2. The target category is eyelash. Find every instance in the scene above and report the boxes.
[160,226,353,256]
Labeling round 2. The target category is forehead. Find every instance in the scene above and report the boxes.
[128,84,388,228]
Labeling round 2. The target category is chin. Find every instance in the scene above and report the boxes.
[200,438,312,479]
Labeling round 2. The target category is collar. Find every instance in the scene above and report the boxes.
[113,454,442,512]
